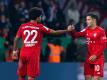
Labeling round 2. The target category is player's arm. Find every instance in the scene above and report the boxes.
[13,36,19,51]
[89,30,107,61]
[12,36,19,60]
[41,25,72,35]
[12,26,22,60]
[49,29,70,35]
[67,25,86,38]
[93,30,107,57]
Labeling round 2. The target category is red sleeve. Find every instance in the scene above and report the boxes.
[69,28,86,38]
[16,25,22,38]
[94,29,107,57]
[40,25,51,34]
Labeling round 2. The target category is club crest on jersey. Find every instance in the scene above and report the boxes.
[93,33,97,37]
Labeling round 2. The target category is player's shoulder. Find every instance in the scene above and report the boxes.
[97,26,105,32]
[37,23,44,27]
[20,22,29,28]
[38,23,49,30]
[80,27,88,32]
[35,23,44,29]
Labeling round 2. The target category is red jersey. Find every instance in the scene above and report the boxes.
[16,22,51,57]
[70,26,107,64]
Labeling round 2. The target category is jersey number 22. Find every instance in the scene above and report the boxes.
[24,30,38,44]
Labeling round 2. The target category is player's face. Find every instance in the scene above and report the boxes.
[86,16,94,27]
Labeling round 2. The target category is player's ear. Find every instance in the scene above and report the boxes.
[37,16,41,21]
[93,19,96,23]
[36,17,39,20]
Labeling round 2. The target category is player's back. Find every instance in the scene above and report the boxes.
[16,21,50,56]
[21,22,42,47]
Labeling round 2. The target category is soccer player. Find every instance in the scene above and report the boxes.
[12,7,71,80]
[68,13,107,80]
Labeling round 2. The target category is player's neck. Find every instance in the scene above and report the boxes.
[89,24,97,29]
[30,20,37,24]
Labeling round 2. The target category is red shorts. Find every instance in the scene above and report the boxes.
[84,61,104,77]
[17,55,40,77]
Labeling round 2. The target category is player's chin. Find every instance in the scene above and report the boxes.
[87,24,90,27]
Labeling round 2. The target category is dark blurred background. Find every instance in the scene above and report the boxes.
[0,0,107,62]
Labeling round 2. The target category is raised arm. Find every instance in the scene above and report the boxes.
[67,25,86,38]
[49,29,70,35]
[41,25,72,35]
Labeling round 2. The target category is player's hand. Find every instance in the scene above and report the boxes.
[67,25,75,31]
[12,50,18,60]
[89,55,97,62]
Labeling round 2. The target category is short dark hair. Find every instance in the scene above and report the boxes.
[29,7,42,20]
[86,13,99,22]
